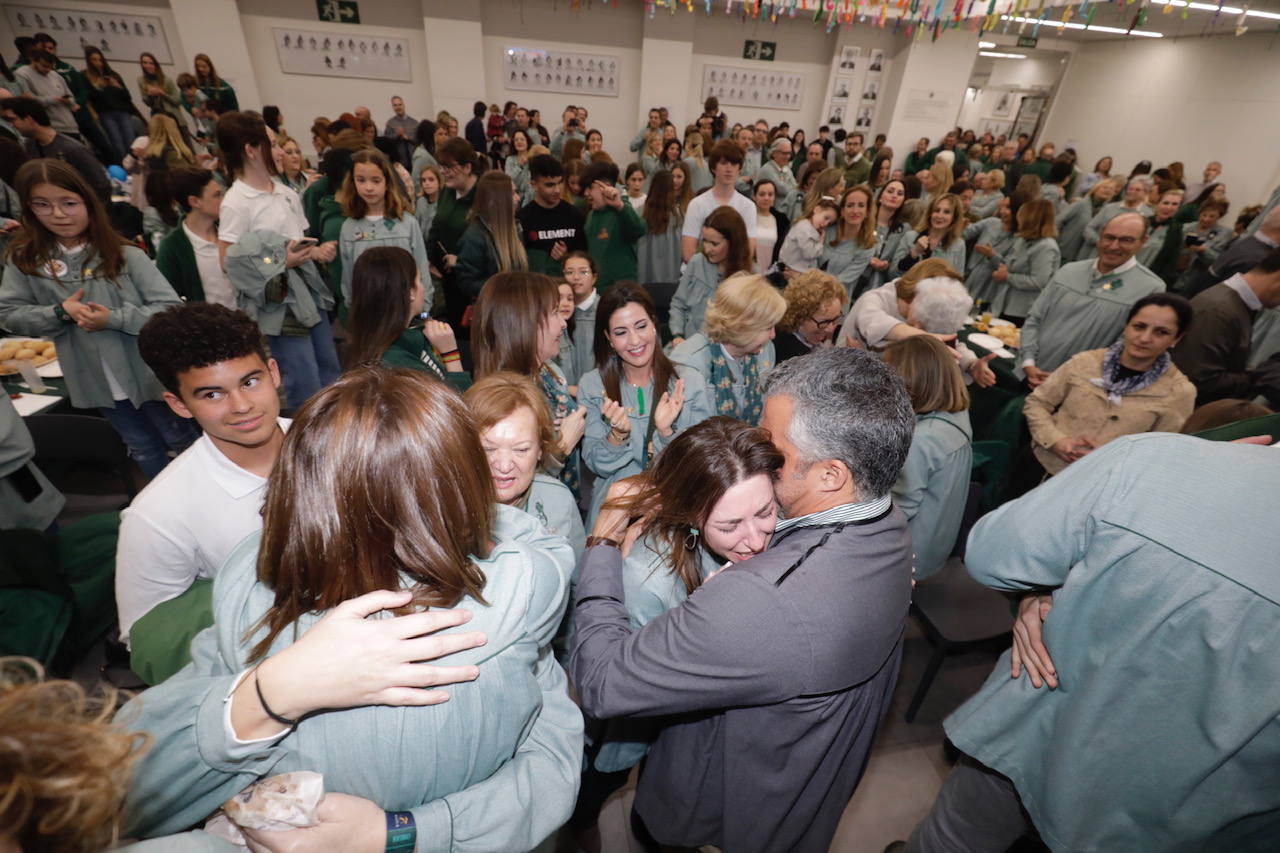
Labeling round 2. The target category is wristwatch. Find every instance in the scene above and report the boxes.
[54,303,74,323]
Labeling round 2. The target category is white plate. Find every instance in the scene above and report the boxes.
[10,393,63,416]
[967,333,1016,359]
[36,359,63,378]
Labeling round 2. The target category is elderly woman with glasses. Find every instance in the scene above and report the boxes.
[774,269,848,364]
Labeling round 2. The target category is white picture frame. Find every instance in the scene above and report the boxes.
[504,46,619,98]
[273,28,411,83]
[868,49,885,74]
[702,64,804,111]
[838,46,860,71]
[991,90,1015,118]
[6,5,172,65]
[832,76,852,101]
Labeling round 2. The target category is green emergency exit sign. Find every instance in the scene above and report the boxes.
[317,0,360,24]
[743,40,777,61]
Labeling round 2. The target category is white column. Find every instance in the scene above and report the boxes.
[168,0,262,109]
[637,13,693,130]
[421,0,486,122]
[881,32,979,164]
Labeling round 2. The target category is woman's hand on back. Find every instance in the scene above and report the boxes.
[233,590,486,740]
[242,792,384,853]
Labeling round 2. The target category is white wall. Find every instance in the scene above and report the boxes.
[0,0,187,73]
[238,13,433,132]
[481,36,642,155]
[881,32,979,168]
[1040,31,1280,206]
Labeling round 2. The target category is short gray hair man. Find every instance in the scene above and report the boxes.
[763,346,914,501]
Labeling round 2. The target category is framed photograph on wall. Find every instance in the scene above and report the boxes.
[702,64,803,111]
[838,46,860,71]
[832,76,852,101]
[5,5,173,65]
[273,28,411,82]
[504,46,619,98]
[991,90,1014,118]
[827,103,845,126]
[854,105,874,130]
[861,80,879,102]
[868,49,885,74]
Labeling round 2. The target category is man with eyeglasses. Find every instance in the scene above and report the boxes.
[1020,212,1164,387]
[1,97,111,203]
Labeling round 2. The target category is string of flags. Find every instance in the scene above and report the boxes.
[611,0,1277,38]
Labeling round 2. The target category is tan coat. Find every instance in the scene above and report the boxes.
[1024,348,1196,475]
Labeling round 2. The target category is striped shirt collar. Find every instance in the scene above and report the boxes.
[775,494,893,533]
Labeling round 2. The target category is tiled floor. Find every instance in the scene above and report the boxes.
[593,620,1004,853]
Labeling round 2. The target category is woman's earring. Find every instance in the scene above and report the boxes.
[684,527,699,551]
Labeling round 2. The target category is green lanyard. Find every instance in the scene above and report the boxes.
[634,385,645,417]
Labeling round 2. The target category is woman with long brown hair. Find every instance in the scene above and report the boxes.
[136,51,181,121]
[568,415,781,846]
[117,367,582,848]
[883,335,973,580]
[192,52,238,112]
[669,205,752,344]
[0,159,195,479]
[992,197,1061,321]
[473,271,586,494]
[637,169,682,286]
[579,282,710,521]
[344,246,468,389]
[83,46,140,164]
[455,170,529,300]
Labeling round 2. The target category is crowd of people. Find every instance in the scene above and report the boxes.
[2,38,1280,853]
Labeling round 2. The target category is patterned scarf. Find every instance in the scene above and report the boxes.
[709,343,763,424]
[539,364,580,497]
[1089,340,1170,406]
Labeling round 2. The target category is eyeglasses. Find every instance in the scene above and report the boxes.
[1098,234,1139,247]
[29,199,84,216]
[438,163,460,173]
[810,314,843,331]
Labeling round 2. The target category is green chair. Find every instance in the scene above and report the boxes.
[0,513,120,670]
[1193,413,1280,443]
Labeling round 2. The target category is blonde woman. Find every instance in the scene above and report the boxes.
[142,114,195,169]
[456,171,529,299]
[683,130,712,193]
[969,169,1005,220]
[275,133,310,193]
[640,131,663,181]
[821,185,878,299]
[670,273,785,423]
[892,193,967,275]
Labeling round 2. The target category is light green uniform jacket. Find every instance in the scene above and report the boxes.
[946,434,1280,852]
[1019,259,1165,374]
[338,214,431,309]
[577,365,711,522]
[1001,236,1061,319]
[963,217,1016,312]
[118,504,584,850]
[668,253,720,339]
[892,410,971,581]
[669,332,775,421]
[0,245,180,409]
[820,227,876,299]
[592,534,723,773]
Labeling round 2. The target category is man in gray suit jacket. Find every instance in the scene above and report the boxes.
[572,347,915,853]
[1188,205,1280,297]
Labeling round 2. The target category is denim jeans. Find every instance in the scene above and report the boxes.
[99,110,135,163]
[99,399,201,480]
[268,311,341,409]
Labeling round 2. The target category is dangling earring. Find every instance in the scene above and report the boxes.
[684,527,699,551]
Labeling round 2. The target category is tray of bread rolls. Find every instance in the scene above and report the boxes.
[0,339,58,375]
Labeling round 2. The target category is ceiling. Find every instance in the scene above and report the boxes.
[976,0,1280,44]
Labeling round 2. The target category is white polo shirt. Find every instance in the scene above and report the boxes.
[115,418,291,645]
[218,179,307,244]
[682,186,759,242]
